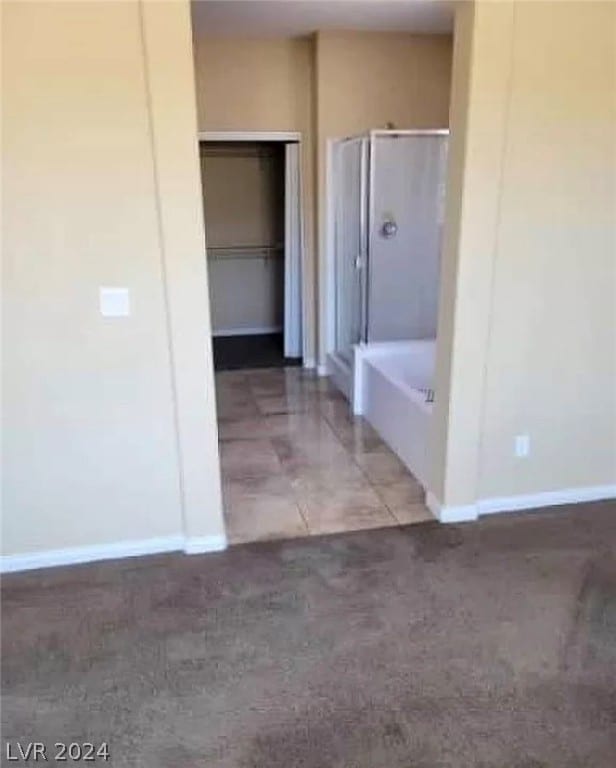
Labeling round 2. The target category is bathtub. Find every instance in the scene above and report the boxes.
[353,340,435,488]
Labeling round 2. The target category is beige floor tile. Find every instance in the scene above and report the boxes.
[255,393,316,416]
[300,377,344,398]
[216,398,260,421]
[222,474,295,504]
[218,417,265,441]
[320,401,386,454]
[225,497,308,544]
[223,470,308,544]
[353,450,412,484]
[217,414,303,441]
[251,370,343,400]
[219,439,282,480]
[215,367,435,545]
[318,398,353,426]
[215,376,259,420]
[299,500,397,536]
[285,461,368,493]
[271,429,351,470]
[294,479,386,518]
[372,476,425,508]
[334,425,387,455]
[215,371,251,394]
[389,503,435,526]
[216,383,251,403]
[247,370,289,398]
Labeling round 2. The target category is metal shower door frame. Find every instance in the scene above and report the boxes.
[333,135,369,359]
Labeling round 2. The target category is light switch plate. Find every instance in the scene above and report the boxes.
[514,434,530,458]
[99,287,130,317]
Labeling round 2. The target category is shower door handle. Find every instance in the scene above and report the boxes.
[354,255,363,270]
[381,219,398,239]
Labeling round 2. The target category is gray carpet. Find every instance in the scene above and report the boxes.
[2,501,616,767]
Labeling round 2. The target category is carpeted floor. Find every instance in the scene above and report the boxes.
[2,501,616,767]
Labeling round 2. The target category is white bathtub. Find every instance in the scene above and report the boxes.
[353,340,435,488]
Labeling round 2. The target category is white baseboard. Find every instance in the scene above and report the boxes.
[316,363,329,377]
[1,533,228,574]
[212,326,281,338]
[427,484,616,525]
[303,358,316,370]
[183,534,227,555]
[426,492,478,523]
[477,484,616,516]
[352,344,365,415]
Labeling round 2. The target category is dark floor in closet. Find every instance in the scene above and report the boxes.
[213,333,301,371]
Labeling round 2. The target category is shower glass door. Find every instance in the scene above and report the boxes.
[334,138,367,363]
[367,132,448,342]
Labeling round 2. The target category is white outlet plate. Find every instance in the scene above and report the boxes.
[515,434,530,458]
[100,287,130,317]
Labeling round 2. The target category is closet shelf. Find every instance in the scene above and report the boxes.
[207,244,283,260]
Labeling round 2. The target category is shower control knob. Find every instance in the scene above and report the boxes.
[381,220,398,239]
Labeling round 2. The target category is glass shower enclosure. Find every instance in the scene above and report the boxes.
[333,130,449,363]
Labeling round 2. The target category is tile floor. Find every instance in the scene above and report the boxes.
[216,367,434,544]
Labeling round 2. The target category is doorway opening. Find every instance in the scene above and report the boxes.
[198,133,304,371]
[190,6,455,547]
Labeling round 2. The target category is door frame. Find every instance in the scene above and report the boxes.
[198,131,305,362]
[283,142,302,358]
[324,136,370,363]
[327,136,369,358]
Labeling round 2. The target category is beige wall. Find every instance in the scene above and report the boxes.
[430,0,616,509]
[1,0,224,559]
[193,37,313,134]
[315,31,452,137]
[201,145,284,333]
[315,31,453,361]
[201,146,284,250]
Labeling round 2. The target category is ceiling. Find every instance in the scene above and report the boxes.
[191,1,455,38]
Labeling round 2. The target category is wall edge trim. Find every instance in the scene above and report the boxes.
[199,131,301,143]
